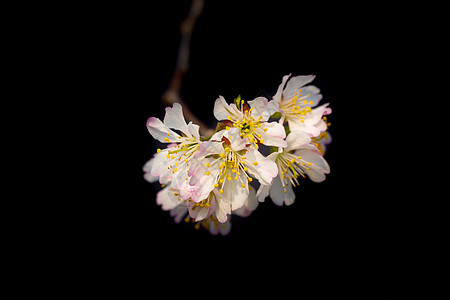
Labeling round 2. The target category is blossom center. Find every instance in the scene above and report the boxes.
[276,151,311,193]
[280,88,314,123]
[231,100,263,145]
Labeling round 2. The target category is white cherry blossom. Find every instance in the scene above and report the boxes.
[273,74,331,138]
[188,127,278,211]
[257,131,330,206]
[146,102,201,194]
[213,96,287,149]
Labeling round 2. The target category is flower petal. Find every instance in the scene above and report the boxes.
[150,149,173,183]
[163,102,191,137]
[247,97,279,122]
[188,156,219,202]
[213,95,242,122]
[224,127,247,152]
[146,117,181,143]
[194,140,224,158]
[294,148,330,182]
[187,122,200,141]
[170,206,188,223]
[256,184,270,203]
[233,185,258,217]
[213,189,231,223]
[284,131,312,152]
[300,85,323,108]
[156,185,181,211]
[269,176,296,206]
[272,74,290,103]
[256,122,287,148]
[244,148,278,186]
[143,158,159,183]
[188,197,215,222]
[282,75,316,101]
[230,172,249,211]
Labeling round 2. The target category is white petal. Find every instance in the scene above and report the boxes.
[170,206,188,223]
[294,149,330,182]
[269,176,296,206]
[285,131,312,152]
[268,176,284,206]
[213,96,242,122]
[187,122,200,141]
[304,103,331,128]
[256,184,270,203]
[256,122,287,148]
[272,74,290,103]
[163,102,191,137]
[294,148,330,173]
[213,189,231,223]
[230,172,249,211]
[143,158,159,183]
[300,85,323,108]
[244,148,278,186]
[188,157,219,202]
[282,75,316,101]
[233,185,258,217]
[224,127,247,151]
[150,150,173,183]
[247,97,279,122]
[156,186,181,211]
[188,199,213,222]
[146,117,181,143]
[194,140,224,159]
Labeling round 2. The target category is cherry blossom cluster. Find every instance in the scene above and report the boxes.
[144,74,332,235]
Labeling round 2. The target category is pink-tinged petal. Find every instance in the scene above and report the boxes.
[244,148,278,186]
[230,172,249,211]
[301,85,323,108]
[156,186,181,211]
[288,116,321,137]
[256,184,270,203]
[213,96,243,122]
[213,189,231,223]
[268,176,284,206]
[295,148,330,173]
[269,176,296,206]
[224,128,247,152]
[272,74,290,103]
[234,185,258,217]
[170,206,188,223]
[304,103,331,128]
[187,122,200,141]
[247,97,279,122]
[293,148,330,182]
[188,197,215,222]
[194,140,224,159]
[210,218,231,235]
[143,158,159,183]
[146,117,181,143]
[150,150,173,183]
[256,122,287,148]
[282,75,316,101]
[188,157,219,202]
[284,131,312,152]
[163,102,191,137]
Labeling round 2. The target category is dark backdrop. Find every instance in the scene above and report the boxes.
[81,0,404,279]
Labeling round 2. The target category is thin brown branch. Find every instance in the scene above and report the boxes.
[162,0,214,137]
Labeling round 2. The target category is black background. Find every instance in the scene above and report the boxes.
[69,0,408,283]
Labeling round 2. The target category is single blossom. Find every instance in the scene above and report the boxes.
[188,127,278,211]
[213,96,287,148]
[257,131,330,206]
[273,74,331,138]
[146,103,201,194]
